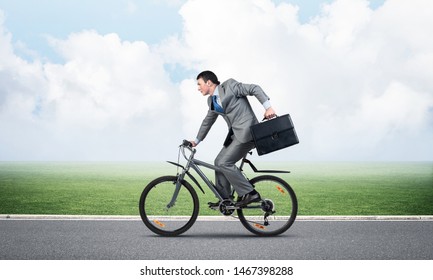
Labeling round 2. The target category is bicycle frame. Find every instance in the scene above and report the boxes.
[166,143,291,208]
[167,145,224,206]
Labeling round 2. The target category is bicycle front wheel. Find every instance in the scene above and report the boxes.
[237,175,298,236]
[139,176,199,237]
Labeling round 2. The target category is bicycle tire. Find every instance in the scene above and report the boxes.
[139,176,199,237]
[237,175,298,236]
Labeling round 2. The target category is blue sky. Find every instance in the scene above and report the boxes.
[2,0,384,62]
[0,0,432,161]
[1,1,183,62]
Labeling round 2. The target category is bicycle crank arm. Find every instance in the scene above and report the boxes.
[242,205,263,209]
[223,204,262,210]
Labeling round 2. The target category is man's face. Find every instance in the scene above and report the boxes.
[197,78,211,96]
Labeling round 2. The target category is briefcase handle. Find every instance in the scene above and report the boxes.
[262,115,278,121]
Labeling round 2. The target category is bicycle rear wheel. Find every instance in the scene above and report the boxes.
[139,176,199,237]
[237,175,297,236]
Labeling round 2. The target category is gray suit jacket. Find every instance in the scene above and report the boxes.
[196,79,270,144]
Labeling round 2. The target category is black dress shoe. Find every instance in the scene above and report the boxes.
[235,192,261,207]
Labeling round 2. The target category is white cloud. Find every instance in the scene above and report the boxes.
[1,0,432,161]
[315,0,373,48]
[45,31,174,126]
[0,22,180,160]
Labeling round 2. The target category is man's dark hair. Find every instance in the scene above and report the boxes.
[197,70,220,85]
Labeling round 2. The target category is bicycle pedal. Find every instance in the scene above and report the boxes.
[208,202,220,210]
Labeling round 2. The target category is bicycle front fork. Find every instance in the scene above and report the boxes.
[166,173,186,208]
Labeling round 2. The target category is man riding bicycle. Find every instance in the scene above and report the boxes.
[190,70,276,207]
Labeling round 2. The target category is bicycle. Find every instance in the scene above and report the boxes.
[139,140,298,237]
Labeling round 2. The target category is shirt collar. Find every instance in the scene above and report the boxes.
[212,86,219,97]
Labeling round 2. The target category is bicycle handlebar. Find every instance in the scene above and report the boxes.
[179,140,196,161]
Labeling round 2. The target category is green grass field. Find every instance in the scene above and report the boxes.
[1,161,432,216]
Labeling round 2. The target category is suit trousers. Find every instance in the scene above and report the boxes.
[214,138,256,199]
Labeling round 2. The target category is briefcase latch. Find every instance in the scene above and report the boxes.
[271,132,279,140]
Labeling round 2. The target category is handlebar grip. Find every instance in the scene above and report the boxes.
[182,140,193,147]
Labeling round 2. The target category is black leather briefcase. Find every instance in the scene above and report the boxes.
[250,114,299,156]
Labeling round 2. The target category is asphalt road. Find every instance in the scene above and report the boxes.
[1,219,432,260]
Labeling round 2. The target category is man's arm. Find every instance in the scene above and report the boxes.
[229,79,276,119]
[194,110,218,145]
